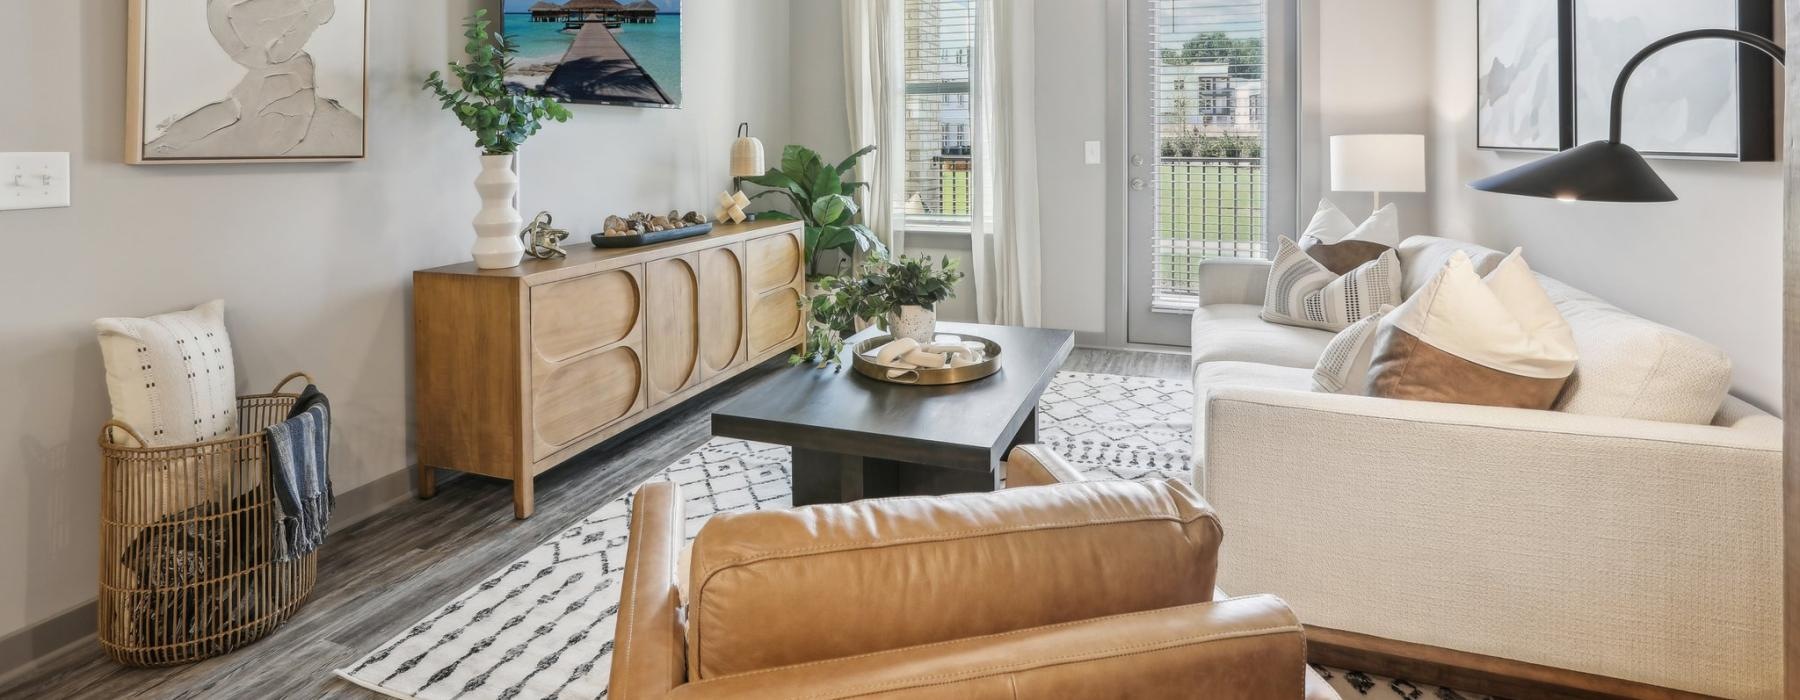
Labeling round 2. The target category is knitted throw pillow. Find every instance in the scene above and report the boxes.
[1299,199,1400,275]
[1261,236,1401,332]
[1312,305,1393,393]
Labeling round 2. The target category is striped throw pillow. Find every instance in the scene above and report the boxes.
[1261,236,1400,332]
[1313,305,1393,393]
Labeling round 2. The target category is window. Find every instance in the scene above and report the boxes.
[1149,0,1267,310]
[901,0,977,232]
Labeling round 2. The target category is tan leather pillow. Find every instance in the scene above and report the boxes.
[1365,249,1577,410]
[1298,199,1399,274]
[1303,239,1393,276]
[684,479,1222,679]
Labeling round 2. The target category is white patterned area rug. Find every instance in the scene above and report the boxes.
[335,371,1487,700]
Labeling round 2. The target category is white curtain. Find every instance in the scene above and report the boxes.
[842,0,907,253]
[970,0,1042,326]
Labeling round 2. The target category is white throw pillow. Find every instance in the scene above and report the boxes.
[1299,199,1400,247]
[95,300,238,446]
[1261,236,1402,332]
[1312,305,1393,393]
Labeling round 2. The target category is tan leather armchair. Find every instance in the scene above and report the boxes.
[610,445,1340,699]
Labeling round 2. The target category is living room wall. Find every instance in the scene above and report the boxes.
[0,0,793,668]
[1428,2,1784,413]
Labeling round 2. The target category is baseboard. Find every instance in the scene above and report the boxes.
[1305,626,1717,700]
[0,465,420,685]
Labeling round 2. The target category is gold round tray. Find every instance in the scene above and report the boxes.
[851,334,1003,385]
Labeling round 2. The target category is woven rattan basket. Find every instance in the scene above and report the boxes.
[97,372,320,667]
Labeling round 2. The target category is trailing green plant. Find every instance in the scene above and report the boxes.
[789,253,963,368]
[741,145,887,277]
[424,9,572,155]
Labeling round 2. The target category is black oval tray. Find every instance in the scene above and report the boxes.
[591,222,714,248]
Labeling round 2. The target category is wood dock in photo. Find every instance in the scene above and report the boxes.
[544,23,672,106]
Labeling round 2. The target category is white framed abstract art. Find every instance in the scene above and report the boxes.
[1477,0,1573,151]
[126,0,368,164]
[1571,0,1775,160]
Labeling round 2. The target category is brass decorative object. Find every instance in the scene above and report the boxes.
[851,334,1002,386]
[97,372,319,667]
[519,211,570,260]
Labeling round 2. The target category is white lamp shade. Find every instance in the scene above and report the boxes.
[731,136,766,178]
[1330,134,1426,193]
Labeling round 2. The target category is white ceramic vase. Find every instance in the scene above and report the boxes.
[472,153,525,270]
[888,305,936,344]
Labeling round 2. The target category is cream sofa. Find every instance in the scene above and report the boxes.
[1189,236,1783,699]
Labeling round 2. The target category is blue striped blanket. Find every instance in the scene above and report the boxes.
[265,386,333,561]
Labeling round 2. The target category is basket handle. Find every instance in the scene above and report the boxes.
[100,420,147,447]
[270,372,315,395]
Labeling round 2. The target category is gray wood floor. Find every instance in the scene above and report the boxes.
[0,347,1186,700]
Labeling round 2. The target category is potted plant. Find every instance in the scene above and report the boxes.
[792,252,963,367]
[740,145,887,278]
[424,9,572,269]
[866,253,963,343]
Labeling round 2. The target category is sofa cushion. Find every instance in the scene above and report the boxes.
[685,480,1222,679]
[1192,304,1336,370]
[1396,236,1506,299]
[1538,276,1733,425]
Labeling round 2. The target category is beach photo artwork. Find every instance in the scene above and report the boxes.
[128,0,367,164]
[504,0,683,108]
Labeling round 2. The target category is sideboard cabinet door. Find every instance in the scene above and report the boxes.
[745,229,806,357]
[529,266,647,461]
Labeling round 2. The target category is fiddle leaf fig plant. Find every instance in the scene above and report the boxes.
[424,9,572,155]
[741,144,886,277]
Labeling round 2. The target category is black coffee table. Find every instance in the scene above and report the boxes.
[712,322,1075,505]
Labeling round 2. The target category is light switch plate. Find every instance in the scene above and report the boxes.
[1,152,72,211]
[1083,141,1103,165]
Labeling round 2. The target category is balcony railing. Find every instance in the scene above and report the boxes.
[1152,157,1264,307]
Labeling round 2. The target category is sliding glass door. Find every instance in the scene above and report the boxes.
[1126,0,1297,345]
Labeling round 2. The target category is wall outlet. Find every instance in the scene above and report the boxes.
[1,152,71,211]
[1083,141,1103,165]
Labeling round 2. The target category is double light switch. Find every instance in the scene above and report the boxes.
[1,152,72,211]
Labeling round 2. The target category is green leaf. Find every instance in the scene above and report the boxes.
[755,210,799,221]
[781,145,813,178]
[835,145,877,175]
[740,171,801,192]
[811,194,853,226]
[810,165,842,198]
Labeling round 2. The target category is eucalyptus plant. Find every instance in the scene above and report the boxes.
[789,253,963,368]
[424,9,572,155]
[741,145,887,277]
[865,253,963,310]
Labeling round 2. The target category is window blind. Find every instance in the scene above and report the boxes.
[901,0,977,231]
[1150,0,1267,310]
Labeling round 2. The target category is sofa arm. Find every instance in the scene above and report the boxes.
[1003,445,1085,487]
[609,482,688,699]
[1194,257,1271,307]
[1200,386,1782,699]
[668,595,1310,699]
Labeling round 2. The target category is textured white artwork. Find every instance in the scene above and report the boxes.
[1478,0,1563,150]
[135,0,366,162]
[1574,0,1738,156]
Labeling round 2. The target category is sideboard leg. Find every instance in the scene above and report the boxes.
[513,476,536,519]
[417,466,437,499]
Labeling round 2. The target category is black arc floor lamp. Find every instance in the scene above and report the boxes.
[1470,29,1786,203]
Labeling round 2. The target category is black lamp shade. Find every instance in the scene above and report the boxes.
[1469,140,1677,203]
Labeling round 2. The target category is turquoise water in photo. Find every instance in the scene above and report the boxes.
[504,13,683,104]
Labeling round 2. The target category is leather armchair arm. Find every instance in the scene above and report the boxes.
[609,482,687,699]
[667,595,1308,699]
[1003,445,1084,488]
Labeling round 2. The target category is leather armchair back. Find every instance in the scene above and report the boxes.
[685,478,1222,679]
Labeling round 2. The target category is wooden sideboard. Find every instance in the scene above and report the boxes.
[414,220,807,518]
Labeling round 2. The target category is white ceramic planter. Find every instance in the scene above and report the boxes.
[472,153,525,270]
[888,305,936,344]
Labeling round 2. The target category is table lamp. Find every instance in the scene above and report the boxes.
[1330,133,1427,211]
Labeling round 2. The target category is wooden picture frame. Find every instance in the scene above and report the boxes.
[126,0,369,165]
[1570,0,1776,161]
[1476,0,1575,152]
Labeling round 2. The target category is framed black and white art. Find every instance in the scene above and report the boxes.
[1477,0,1573,151]
[1570,0,1775,160]
[126,0,369,164]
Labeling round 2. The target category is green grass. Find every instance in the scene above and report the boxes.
[1154,161,1264,293]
